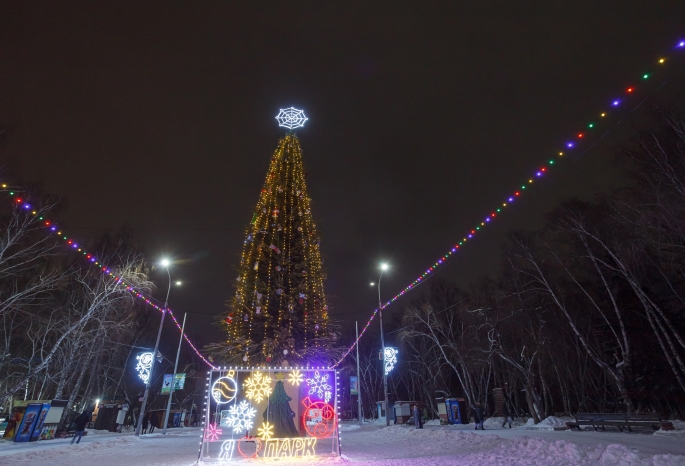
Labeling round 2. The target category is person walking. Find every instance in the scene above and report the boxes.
[71,410,91,445]
[474,402,485,430]
[501,401,513,428]
[141,412,149,434]
[149,412,158,434]
[413,404,423,429]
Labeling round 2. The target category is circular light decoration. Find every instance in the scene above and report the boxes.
[212,376,238,404]
[384,347,399,375]
[275,107,308,130]
[244,371,273,403]
[135,351,154,384]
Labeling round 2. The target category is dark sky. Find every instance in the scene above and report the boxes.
[1,2,685,351]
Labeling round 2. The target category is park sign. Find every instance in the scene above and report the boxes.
[199,366,341,461]
[161,373,186,395]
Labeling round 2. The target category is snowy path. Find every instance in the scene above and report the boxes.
[1,423,685,465]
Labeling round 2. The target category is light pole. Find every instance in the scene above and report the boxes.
[373,263,390,426]
[135,259,174,437]
[163,307,185,434]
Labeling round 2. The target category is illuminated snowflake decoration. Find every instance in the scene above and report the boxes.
[258,421,274,441]
[204,423,223,442]
[224,400,257,434]
[275,107,308,130]
[287,369,304,386]
[384,347,399,375]
[135,352,154,384]
[306,370,332,403]
[243,371,273,403]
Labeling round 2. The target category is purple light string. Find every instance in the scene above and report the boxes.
[332,37,685,368]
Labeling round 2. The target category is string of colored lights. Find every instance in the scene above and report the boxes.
[0,187,217,369]
[332,38,685,368]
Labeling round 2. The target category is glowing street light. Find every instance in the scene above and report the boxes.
[136,257,177,437]
[375,262,391,426]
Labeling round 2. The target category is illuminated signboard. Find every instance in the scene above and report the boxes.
[198,367,341,461]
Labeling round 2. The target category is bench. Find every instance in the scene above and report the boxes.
[566,413,668,432]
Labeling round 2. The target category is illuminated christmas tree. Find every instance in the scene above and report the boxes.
[208,109,336,365]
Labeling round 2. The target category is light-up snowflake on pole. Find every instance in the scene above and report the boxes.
[306,371,332,403]
[244,371,273,403]
[223,400,257,434]
[135,351,153,384]
[275,107,308,130]
[384,347,399,375]
[258,421,274,441]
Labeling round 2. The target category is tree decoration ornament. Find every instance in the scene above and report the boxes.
[306,370,332,403]
[212,375,238,404]
[223,400,257,433]
[275,107,308,130]
[135,351,154,384]
[244,371,273,403]
[384,347,399,375]
[287,369,303,386]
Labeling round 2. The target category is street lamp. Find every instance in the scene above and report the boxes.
[135,258,175,437]
[375,263,390,426]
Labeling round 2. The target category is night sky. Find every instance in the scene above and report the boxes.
[1,2,685,350]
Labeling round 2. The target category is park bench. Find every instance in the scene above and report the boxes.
[566,413,671,432]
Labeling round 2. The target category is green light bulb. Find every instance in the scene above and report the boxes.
[588,123,594,128]
[643,74,649,79]
[549,160,554,164]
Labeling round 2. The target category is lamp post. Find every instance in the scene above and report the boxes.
[163,307,186,434]
[373,263,390,426]
[135,259,174,437]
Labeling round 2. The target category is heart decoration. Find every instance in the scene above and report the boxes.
[237,436,262,459]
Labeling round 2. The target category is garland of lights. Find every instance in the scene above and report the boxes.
[332,37,685,368]
[0,187,217,369]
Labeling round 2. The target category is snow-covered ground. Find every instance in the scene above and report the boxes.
[2,419,685,465]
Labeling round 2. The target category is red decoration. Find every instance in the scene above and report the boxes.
[301,397,336,439]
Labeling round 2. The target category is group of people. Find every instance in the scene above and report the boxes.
[141,412,159,434]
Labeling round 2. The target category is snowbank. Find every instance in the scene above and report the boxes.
[656,420,685,437]
[424,419,441,426]
[518,415,573,430]
[483,416,527,429]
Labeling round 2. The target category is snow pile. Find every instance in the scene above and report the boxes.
[518,415,573,430]
[424,419,441,426]
[656,420,685,437]
[339,423,362,432]
[483,416,527,429]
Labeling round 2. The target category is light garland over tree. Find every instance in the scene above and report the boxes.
[208,109,338,365]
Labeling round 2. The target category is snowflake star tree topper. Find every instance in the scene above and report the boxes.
[224,400,257,433]
[306,370,332,403]
[276,107,308,130]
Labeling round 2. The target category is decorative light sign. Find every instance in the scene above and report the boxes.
[135,352,154,384]
[244,371,273,403]
[199,367,340,462]
[276,107,308,129]
[306,370,332,403]
[222,400,257,433]
[212,375,238,404]
[384,347,399,375]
